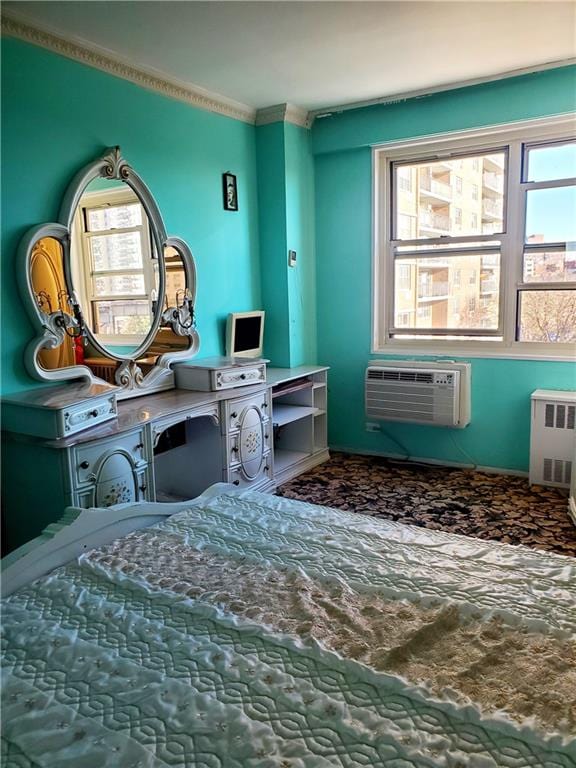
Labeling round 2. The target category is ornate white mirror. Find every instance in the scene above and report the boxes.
[19,147,200,398]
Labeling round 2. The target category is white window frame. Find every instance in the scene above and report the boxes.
[372,114,576,360]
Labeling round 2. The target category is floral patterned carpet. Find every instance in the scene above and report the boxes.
[276,452,576,557]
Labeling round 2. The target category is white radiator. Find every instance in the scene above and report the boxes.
[530,389,575,489]
[365,361,471,428]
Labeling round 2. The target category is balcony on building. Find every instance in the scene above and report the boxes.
[419,171,453,203]
[418,210,451,236]
[482,171,504,195]
[418,279,450,301]
[483,154,505,173]
[480,276,499,295]
[481,198,502,221]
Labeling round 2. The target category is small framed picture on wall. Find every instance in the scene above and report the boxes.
[222,172,238,211]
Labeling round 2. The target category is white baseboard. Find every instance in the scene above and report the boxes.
[328,445,529,478]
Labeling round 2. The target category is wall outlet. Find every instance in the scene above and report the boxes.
[365,422,381,432]
[288,250,297,267]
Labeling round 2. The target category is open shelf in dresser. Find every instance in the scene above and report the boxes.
[267,365,330,485]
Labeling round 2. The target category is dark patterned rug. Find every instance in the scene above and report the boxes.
[276,452,576,558]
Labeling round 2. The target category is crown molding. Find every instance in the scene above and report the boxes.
[256,103,312,129]
[311,58,576,119]
[1,11,257,125]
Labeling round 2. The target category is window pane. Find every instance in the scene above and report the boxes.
[165,268,187,307]
[93,274,146,297]
[86,203,143,232]
[90,232,144,271]
[525,186,576,244]
[523,250,576,283]
[525,142,576,182]
[93,300,150,335]
[518,290,576,342]
[394,151,505,240]
[393,253,500,331]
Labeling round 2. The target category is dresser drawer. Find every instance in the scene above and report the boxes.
[73,429,148,487]
[215,364,266,390]
[226,458,272,489]
[224,389,270,434]
[63,395,117,437]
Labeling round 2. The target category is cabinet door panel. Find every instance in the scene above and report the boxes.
[238,406,265,479]
[94,451,139,507]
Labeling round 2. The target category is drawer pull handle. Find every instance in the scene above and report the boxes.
[231,412,238,419]
[240,373,246,380]
[79,460,90,470]
[261,402,267,409]
[264,433,269,440]
[135,443,144,450]
[139,484,147,493]
[233,480,240,486]
[90,409,99,418]
[232,446,239,454]
[264,465,270,471]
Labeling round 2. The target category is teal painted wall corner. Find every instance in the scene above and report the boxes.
[256,120,317,367]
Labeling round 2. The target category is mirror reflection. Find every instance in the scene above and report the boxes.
[70,178,160,357]
[30,237,78,371]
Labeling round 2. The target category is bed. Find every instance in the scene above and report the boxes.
[2,484,575,767]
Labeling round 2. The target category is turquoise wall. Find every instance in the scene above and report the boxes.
[285,123,317,366]
[313,66,576,472]
[256,120,316,366]
[256,122,291,366]
[1,38,261,394]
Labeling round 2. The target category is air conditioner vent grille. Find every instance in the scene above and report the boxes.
[543,457,572,485]
[367,369,434,383]
[543,403,575,430]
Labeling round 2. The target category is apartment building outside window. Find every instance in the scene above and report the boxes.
[374,117,576,357]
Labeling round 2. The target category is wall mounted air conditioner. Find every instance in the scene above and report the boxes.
[365,360,471,428]
[530,389,575,489]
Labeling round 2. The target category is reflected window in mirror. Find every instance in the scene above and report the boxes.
[164,245,186,309]
[71,183,159,348]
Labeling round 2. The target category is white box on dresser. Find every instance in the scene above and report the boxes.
[175,356,268,391]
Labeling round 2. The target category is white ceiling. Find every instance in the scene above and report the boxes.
[5,1,576,112]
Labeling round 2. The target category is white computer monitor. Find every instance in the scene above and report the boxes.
[226,311,265,358]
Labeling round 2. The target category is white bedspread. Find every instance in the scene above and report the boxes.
[2,487,575,767]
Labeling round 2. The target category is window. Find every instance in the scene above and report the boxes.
[396,311,411,327]
[75,189,157,342]
[397,263,412,289]
[374,118,575,355]
[519,140,576,343]
[398,214,415,240]
[397,167,413,192]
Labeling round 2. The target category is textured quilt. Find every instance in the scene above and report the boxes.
[2,487,575,767]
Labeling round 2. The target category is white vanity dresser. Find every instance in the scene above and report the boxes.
[2,365,329,552]
[1,146,328,552]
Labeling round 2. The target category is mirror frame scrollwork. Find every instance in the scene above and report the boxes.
[18,147,200,398]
